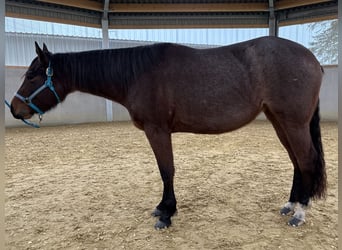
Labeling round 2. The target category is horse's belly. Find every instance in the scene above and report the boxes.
[172,104,261,134]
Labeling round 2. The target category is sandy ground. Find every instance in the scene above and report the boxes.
[5,121,337,250]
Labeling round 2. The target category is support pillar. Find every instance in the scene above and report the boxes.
[268,0,278,37]
[0,0,5,248]
[102,0,113,122]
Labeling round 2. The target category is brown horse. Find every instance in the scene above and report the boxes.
[10,36,326,229]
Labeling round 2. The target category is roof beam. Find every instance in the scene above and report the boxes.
[38,0,103,12]
[5,0,337,29]
[6,0,102,28]
[35,0,336,13]
[108,12,269,29]
[278,3,337,25]
[275,0,333,10]
[109,3,269,13]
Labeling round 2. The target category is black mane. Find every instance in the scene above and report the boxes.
[51,43,170,94]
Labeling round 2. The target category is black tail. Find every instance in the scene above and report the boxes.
[309,100,327,199]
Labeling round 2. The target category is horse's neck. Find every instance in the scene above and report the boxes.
[56,52,128,105]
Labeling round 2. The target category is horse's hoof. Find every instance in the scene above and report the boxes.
[151,208,163,217]
[280,206,293,216]
[288,217,305,227]
[154,218,171,230]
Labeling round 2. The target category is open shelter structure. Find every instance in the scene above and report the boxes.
[5,1,338,31]
[1,2,339,249]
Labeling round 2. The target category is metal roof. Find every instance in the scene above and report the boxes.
[5,0,338,29]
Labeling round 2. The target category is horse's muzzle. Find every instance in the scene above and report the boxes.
[10,104,22,119]
[10,103,33,120]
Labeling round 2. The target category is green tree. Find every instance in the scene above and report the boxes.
[309,19,338,64]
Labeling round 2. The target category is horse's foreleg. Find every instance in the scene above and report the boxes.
[144,125,177,229]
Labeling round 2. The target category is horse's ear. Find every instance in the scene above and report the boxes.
[42,43,49,53]
[35,41,42,55]
[35,41,49,66]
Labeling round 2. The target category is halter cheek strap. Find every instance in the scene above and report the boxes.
[15,62,61,115]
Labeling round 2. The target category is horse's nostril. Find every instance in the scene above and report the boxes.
[10,105,23,119]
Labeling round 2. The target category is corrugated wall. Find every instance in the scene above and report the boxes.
[5,32,217,66]
[5,33,102,66]
[110,28,269,45]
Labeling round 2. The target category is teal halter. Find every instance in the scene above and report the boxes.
[14,62,61,115]
[5,62,61,128]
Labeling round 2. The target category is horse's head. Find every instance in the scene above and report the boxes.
[10,42,62,120]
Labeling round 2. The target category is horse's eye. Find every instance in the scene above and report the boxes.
[26,72,38,82]
[25,71,34,80]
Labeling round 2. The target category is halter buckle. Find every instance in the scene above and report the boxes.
[46,66,53,77]
[24,97,31,104]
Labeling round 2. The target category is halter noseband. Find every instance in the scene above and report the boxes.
[15,62,61,115]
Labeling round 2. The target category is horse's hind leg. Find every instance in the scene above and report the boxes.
[144,125,177,229]
[264,107,326,226]
[264,110,303,221]
[281,125,319,226]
